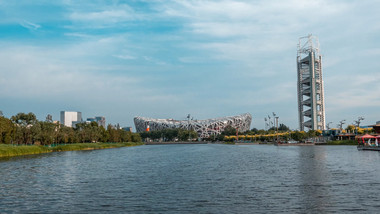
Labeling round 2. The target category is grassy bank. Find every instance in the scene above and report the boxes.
[223,141,236,144]
[51,142,144,152]
[0,144,51,158]
[0,142,144,158]
[327,140,357,145]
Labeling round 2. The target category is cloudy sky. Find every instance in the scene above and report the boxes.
[0,0,379,130]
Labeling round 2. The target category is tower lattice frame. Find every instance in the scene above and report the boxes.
[297,34,326,131]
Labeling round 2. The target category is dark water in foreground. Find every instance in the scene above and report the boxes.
[1,144,380,213]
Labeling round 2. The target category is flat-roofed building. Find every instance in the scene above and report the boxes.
[60,111,82,127]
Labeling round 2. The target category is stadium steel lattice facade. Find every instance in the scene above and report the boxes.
[297,34,326,131]
[134,113,252,138]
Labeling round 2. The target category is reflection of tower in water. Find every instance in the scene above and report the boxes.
[297,146,330,212]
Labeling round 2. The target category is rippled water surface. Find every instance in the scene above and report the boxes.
[1,144,380,213]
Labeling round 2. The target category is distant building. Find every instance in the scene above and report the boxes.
[86,116,106,128]
[60,111,82,127]
[87,117,96,122]
[134,113,252,138]
[369,121,380,134]
[122,127,133,132]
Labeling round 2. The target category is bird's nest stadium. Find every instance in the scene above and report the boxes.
[134,113,252,138]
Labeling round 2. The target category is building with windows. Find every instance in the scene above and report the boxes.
[86,116,106,128]
[60,111,82,127]
[297,34,326,131]
[134,113,252,138]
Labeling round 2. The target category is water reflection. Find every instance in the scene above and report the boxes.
[2,145,380,213]
[297,146,331,212]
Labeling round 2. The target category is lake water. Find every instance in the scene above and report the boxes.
[1,144,380,213]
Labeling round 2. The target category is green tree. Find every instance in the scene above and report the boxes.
[346,125,355,133]
[11,112,37,144]
[250,128,259,133]
[75,122,102,143]
[278,123,290,132]
[221,125,237,136]
[31,121,56,145]
[11,112,37,127]
[107,124,121,142]
[120,130,132,142]
[99,126,109,142]
[131,133,142,142]
[178,129,197,141]
[256,129,266,135]
[307,130,317,138]
[291,131,307,141]
[0,116,14,144]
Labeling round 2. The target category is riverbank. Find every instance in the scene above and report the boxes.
[226,141,357,146]
[0,142,144,158]
[0,144,51,158]
[145,141,208,145]
[326,140,357,145]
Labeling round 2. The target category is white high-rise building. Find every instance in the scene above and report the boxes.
[60,111,82,127]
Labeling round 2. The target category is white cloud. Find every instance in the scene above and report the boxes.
[326,74,380,112]
[0,39,169,104]
[64,32,94,38]
[113,54,136,60]
[164,0,349,36]
[70,9,130,22]
[1,0,379,128]
[67,4,143,28]
[20,20,41,30]
[0,48,134,99]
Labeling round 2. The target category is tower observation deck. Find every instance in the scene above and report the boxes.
[297,34,326,131]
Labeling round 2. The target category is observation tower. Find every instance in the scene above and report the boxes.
[297,34,326,131]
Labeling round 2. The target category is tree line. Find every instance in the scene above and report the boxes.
[140,128,198,142]
[0,112,141,145]
[221,123,375,142]
[217,124,322,142]
[139,124,292,142]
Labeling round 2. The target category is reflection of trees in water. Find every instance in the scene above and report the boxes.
[297,146,331,212]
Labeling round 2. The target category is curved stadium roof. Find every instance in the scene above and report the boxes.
[134,113,252,138]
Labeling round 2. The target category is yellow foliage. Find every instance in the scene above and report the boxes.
[357,128,364,134]
[346,125,355,131]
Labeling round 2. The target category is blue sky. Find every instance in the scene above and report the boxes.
[0,0,379,130]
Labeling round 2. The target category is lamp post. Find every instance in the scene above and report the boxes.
[264,118,267,131]
[339,120,346,131]
[275,116,279,142]
[326,122,332,130]
[268,115,271,129]
[187,114,191,141]
[236,127,239,142]
[354,117,364,135]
